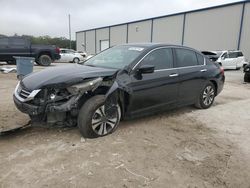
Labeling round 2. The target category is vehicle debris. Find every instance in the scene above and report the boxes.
[0,67,17,73]
[0,120,31,135]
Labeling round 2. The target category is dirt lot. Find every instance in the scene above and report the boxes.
[1,64,250,188]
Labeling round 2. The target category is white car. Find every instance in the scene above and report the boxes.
[215,50,247,70]
[57,48,84,63]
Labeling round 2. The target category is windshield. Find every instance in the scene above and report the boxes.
[84,45,145,69]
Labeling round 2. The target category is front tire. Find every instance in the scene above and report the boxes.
[195,82,216,109]
[78,95,121,138]
[38,55,52,66]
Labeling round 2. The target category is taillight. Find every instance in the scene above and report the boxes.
[56,47,60,54]
[220,66,224,75]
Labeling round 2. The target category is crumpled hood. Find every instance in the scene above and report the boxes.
[21,64,117,91]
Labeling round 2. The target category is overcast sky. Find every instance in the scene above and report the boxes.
[0,0,243,39]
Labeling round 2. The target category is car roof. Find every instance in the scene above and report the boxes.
[119,43,202,53]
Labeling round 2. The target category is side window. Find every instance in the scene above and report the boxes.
[61,50,66,53]
[9,38,26,46]
[196,53,205,65]
[140,48,173,70]
[237,52,243,57]
[228,52,237,58]
[175,48,198,67]
[221,53,228,59]
[0,38,8,46]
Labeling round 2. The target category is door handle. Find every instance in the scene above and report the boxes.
[200,69,207,72]
[169,73,179,77]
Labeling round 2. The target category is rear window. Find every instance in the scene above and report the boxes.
[9,38,27,46]
[175,48,198,67]
[237,52,243,57]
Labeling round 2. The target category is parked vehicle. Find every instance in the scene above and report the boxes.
[0,36,60,66]
[77,51,87,58]
[13,44,225,138]
[243,63,250,82]
[202,50,247,70]
[56,48,84,63]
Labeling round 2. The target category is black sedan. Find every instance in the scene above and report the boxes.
[13,44,225,138]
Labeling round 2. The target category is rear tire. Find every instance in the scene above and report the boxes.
[244,73,250,82]
[38,55,52,66]
[195,82,216,109]
[77,95,121,138]
[73,58,80,63]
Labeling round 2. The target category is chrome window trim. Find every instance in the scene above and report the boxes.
[132,46,206,71]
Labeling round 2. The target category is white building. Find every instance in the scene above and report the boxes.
[76,1,250,59]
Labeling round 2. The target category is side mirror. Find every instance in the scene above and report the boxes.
[138,65,155,74]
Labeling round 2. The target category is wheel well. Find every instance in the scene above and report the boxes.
[38,51,52,59]
[210,80,218,95]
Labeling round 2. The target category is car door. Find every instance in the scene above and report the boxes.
[59,50,67,62]
[128,47,179,115]
[236,51,244,68]
[221,52,236,69]
[174,48,206,106]
[66,50,75,62]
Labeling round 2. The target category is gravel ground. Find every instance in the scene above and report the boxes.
[0,63,250,188]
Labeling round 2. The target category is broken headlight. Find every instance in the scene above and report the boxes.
[67,77,103,95]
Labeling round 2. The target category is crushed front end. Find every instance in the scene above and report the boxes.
[13,77,114,126]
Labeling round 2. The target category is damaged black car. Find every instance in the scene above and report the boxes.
[13,44,225,138]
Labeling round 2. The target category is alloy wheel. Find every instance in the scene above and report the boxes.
[202,85,215,106]
[91,104,120,136]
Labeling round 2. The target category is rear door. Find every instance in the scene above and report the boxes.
[174,48,206,106]
[65,50,74,62]
[236,51,244,68]
[221,52,237,69]
[128,47,179,115]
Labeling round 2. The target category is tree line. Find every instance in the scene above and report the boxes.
[1,34,76,50]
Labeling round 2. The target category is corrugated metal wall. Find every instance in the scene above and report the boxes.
[76,1,250,59]
[152,15,184,44]
[240,3,250,60]
[183,4,242,50]
[96,28,109,53]
[128,20,152,43]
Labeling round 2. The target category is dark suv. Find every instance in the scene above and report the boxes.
[13,44,225,138]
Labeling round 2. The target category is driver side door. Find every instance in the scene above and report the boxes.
[127,47,180,116]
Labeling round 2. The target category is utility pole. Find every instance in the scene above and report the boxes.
[68,14,71,49]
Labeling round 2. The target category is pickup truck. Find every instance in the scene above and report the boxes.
[0,37,60,66]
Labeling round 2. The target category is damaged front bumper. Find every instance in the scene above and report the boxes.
[13,94,44,115]
[13,77,106,117]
